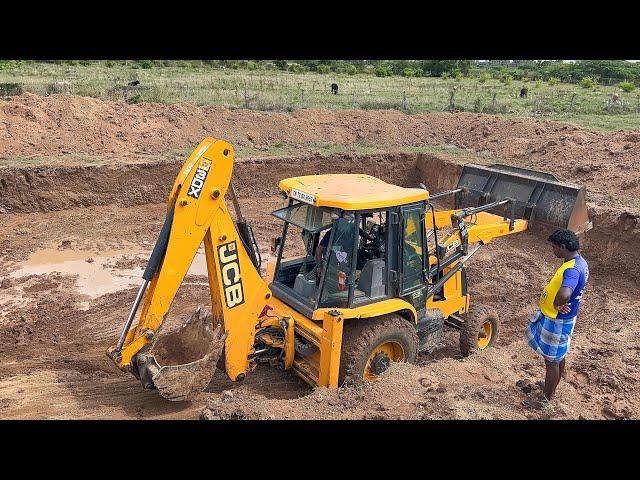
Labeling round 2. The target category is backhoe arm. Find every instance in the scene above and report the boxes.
[108,137,271,383]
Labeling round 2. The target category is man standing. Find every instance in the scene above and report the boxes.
[523,229,589,409]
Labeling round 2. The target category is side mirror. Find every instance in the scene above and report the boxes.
[419,183,427,190]
[271,236,282,253]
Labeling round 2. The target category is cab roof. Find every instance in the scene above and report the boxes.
[278,174,428,210]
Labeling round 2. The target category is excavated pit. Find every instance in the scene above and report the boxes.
[1,151,639,420]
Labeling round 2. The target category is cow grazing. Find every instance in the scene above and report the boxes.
[331,83,338,95]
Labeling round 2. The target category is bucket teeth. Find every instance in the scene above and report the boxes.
[134,307,227,402]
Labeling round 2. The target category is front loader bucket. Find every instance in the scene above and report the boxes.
[133,307,226,402]
[455,164,592,233]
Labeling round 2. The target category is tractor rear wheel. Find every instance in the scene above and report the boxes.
[459,306,499,357]
[338,313,418,386]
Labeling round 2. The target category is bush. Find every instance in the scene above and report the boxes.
[263,62,277,71]
[441,71,451,80]
[247,61,258,71]
[135,60,154,69]
[579,77,597,89]
[402,68,416,77]
[500,74,513,85]
[619,81,636,93]
[317,64,331,74]
[535,79,542,88]
[0,83,23,96]
[478,72,491,83]
[548,77,560,86]
[127,94,142,104]
[345,64,357,75]
[105,60,115,68]
[273,60,288,70]
[287,63,307,73]
[374,63,393,77]
[453,70,463,81]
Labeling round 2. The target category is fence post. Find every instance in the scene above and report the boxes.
[300,88,304,106]
[402,91,407,111]
[491,92,497,110]
[352,91,356,108]
[449,87,457,112]
[244,87,249,108]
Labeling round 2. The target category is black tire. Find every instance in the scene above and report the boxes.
[459,306,500,357]
[338,313,419,386]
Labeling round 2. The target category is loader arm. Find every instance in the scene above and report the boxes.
[426,209,529,249]
[107,137,271,382]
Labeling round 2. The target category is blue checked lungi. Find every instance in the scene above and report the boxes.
[524,308,576,362]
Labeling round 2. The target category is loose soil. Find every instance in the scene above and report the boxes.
[0,94,638,420]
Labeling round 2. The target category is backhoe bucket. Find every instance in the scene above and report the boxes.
[133,307,226,402]
[455,164,592,233]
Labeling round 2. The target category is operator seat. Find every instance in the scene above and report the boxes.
[357,258,386,298]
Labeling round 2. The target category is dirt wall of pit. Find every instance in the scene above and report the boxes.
[0,152,422,214]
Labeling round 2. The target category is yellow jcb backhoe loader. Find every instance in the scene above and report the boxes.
[107,137,591,401]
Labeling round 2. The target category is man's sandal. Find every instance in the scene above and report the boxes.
[522,395,551,410]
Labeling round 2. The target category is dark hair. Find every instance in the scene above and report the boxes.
[548,229,579,252]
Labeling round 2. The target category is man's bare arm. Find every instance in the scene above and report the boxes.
[554,287,573,314]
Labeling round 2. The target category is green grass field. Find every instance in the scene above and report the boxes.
[1,62,639,132]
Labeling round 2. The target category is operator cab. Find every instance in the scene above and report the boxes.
[269,174,429,318]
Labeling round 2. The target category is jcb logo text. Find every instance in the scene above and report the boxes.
[218,241,244,308]
[187,158,212,199]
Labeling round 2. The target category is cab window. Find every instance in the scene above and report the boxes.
[319,217,356,308]
[401,206,424,292]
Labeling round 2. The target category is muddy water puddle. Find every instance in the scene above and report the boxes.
[9,248,145,301]
[5,242,275,314]
[7,246,214,304]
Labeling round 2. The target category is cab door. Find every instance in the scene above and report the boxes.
[399,203,427,315]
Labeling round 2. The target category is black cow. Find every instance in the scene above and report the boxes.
[519,87,528,98]
[331,83,338,95]
[128,80,141,87]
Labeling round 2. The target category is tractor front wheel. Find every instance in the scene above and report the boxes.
[459,306,500,357]
[338,314,418,386]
